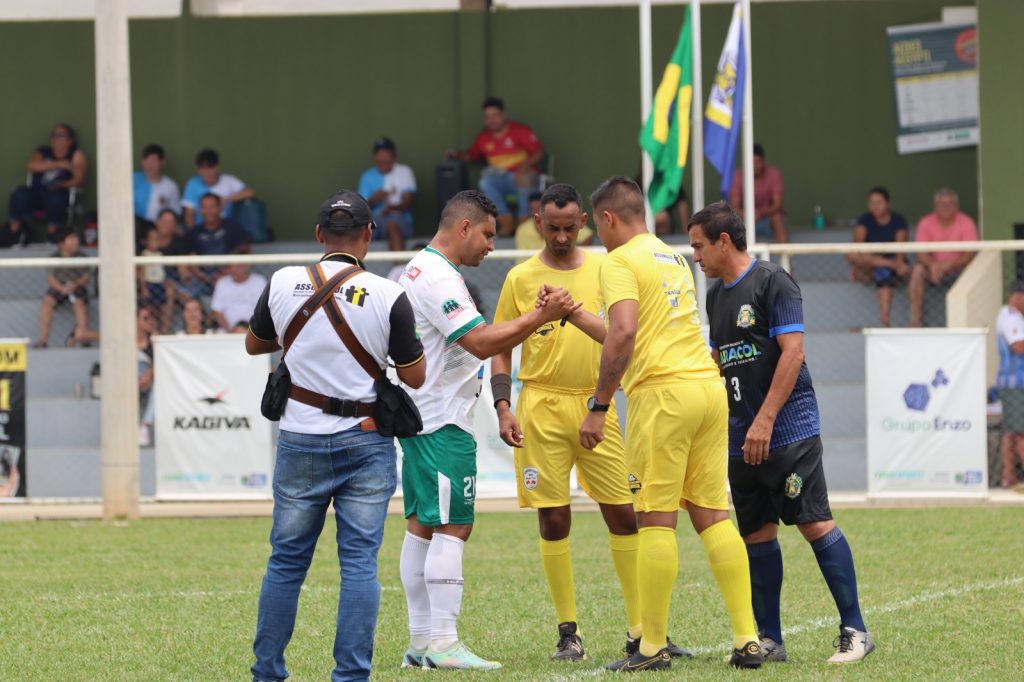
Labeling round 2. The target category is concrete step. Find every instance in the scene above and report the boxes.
[800,281,945,331]
[804,332,865,384]
[27,396,101,448]
[820,436,867,491]
[25,447,155,498]
[816,383,865,438]
[26,347,99,397]
[0,299,100,343]
[789,252,852,283]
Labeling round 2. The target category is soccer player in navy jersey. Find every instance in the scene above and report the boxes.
[688,202,874,664]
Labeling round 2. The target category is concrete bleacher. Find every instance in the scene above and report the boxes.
[5,227,946,497]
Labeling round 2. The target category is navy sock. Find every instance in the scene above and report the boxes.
[746,539,783,643]
[811,527,866,632]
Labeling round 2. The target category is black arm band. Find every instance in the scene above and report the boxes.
[491,373,512,409]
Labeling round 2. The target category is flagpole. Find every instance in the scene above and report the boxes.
[741,0,755,247]
[690,0,708,322]
[639,0,655,233]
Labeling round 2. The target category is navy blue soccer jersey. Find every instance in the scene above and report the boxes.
[706,259,820,456]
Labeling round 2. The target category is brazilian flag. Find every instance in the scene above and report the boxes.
[640,7,693,214]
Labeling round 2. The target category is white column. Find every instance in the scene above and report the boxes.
[741,0,755,247]
[639,0,655,232]
[689,0,708,322]
[96,0,140,520]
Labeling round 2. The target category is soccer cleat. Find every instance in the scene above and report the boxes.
[401,646,426,669]
[621,634,692,659]
[606,648,672,672]
[551,621,586,661]
[828,625,875,663]
[729,640,765,669]
[759,634,788,662]
[422,641,502,670]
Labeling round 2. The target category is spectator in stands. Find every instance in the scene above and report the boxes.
[515,191,594,255]
[137,226,176,334]
[211,264,267,332]
[729,143,788,243]
[995,282,1024,489]
[908,188,978,327]
[33,231,95,348]
[181,148,254,228]
[183,193,251,297]
[7,123,88,247]
[137,306,157,447]
[177,298,212,335]
[447,97,544,237]
[358,137,416,252]
[133,144,180,225]
[847,186,910,327]
[655,185,690,236]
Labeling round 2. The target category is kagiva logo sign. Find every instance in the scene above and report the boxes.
[173,389,252,431]
[881,369,972,433]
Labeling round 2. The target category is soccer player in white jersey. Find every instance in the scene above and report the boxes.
[397,190,577,670]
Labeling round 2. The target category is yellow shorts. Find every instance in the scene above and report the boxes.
[625,378,729,513]
[514,383,633,508]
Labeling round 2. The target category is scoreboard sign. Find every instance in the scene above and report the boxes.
[0,340,27,499]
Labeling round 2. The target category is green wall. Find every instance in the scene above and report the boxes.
[978,0,1024,241]
[0,0,979,241]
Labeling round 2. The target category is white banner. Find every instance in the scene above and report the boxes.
[154,335,273,500]
[865,329,987,497]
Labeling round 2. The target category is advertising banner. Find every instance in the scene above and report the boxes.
[886,21,978,154]
[865,329,987,496]
[0,340,27,499]
[154,335,273,499]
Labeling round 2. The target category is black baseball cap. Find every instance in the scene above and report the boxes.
[372,136,396,153]
[318,190,373,230]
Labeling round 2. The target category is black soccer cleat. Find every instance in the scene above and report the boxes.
[551,621,586,661]
[622,634,692,659]
[606,648,672,672]
[729,640,765,669]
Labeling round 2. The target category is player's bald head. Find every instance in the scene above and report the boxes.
[589,176,646,223]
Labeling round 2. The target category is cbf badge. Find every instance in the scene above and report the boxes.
[627,473,642,494]
[736,304,756,328]
[784,473,803,499]
[523,467,539,490]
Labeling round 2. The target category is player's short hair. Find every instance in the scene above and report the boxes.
[199,192,221,206]
[440,190,498,229]
[753,143,765,158]
[540,183,583,211]
[156,207,178,221]
[868,185,890,202]
[482,97,505,111]
[589,176,645,221]
[687,201,747,251]
[195,148,219,167]
[141,144,165,160]
[528,191,544,203]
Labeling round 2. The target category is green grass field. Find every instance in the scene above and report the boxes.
[2,507,1022,681]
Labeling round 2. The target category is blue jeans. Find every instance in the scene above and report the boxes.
[8,184,69,226]
[478,168,535,219]
[252,427,398,682]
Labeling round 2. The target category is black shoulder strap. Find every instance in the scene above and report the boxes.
[280,264,362,357]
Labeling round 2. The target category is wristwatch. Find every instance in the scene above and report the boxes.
[587,396,610,412]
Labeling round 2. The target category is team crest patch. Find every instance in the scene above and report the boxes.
[523,467,539,490]
[627,473,642,494]
[784,473,803,499]
[442,298,464,320]
[736,304,756,328]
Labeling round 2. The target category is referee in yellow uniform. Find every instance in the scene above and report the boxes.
[491,184,689,663]
[576,177,763,672]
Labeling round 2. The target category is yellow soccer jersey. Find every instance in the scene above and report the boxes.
[494,251,605,391]
[602,232,718,393]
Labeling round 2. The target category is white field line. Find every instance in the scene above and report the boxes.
[551,576,1024,681]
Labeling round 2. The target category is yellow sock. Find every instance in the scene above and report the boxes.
[540,537,576,624]
[700,519,758,650]
[636,526,677,657]
[608,532,642,636]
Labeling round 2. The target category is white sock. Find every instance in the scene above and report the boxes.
[424,532,466,650]
[400,531,432,650]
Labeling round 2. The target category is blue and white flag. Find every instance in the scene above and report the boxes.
[704,1,746,199]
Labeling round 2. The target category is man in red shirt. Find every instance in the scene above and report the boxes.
[909,188,978,327]
[729,144,788,243]
[449,97,544,236]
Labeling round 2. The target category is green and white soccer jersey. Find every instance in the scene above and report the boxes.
[399,246,486,435]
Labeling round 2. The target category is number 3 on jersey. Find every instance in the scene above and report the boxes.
[730,376,741,402]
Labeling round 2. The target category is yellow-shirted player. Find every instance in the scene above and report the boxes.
[574,177,763,672]
[491,184,690,663]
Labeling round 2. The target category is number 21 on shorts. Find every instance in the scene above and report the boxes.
[463,476,476,499]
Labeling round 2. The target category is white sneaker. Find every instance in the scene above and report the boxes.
[828,625,875,663]
[138,423,152,447]
[422,641,502,670]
